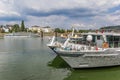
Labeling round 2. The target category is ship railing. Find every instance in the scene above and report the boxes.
[63,41,99,51]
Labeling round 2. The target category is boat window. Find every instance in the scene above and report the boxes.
[114,36,119,41]
[97,36,100,40]
[107,36,113,42]
[83,35,87,41]
[114,36,120,48]
[107,35,120,48]
[92,35,96,42]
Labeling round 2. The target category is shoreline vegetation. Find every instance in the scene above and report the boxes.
[0,31,87,38]
[0,20,90,38]
[1,20,120,38]
[0,29,90,38]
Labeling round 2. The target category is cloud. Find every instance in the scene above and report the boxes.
[0,0,25,21]
[23,7,100,18]
[1,0,120,28]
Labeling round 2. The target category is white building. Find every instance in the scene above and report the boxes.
[3,27,9,32]
[28,26,41,33]
[41,26,54,33]
[28,26,54,33]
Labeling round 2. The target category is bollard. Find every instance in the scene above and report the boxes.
[41,31,43,39]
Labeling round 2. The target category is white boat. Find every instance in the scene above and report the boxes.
[47,36,65,51]
[47,36,62,50]
[4,32,40,38]
[54,31,120,68]
[47,25,81,51]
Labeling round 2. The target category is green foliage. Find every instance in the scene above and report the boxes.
[55,28,61,32]
[67,29,72,32]
[24,28,28,32]
[61,29,65,33]
[21,20,25,32]
[0,29,5,33]
[9,29,12,33]
[33,30,38,33]
[74,29,77,33]
[55,28,65,33]
[12,24,20,32]
[28,30,32,32]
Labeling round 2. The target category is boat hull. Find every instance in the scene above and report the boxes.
[55,49,120,68]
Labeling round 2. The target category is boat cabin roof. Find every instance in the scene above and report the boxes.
[81,32,120,36]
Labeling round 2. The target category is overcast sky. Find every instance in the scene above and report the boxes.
[0,0,120,29]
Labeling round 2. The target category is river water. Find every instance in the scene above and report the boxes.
[0,37,120,80]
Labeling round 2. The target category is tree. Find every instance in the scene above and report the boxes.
[12,24,20,32]
[33,30,38,33]
[21,20,25,32]
[67,29,72,33]
[28,30,32,32]
[0,29,5,33]
[74,29,77,33]
[54,28,61,33]
[60,29,65,33]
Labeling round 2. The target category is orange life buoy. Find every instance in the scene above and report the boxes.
[102,42,109,48]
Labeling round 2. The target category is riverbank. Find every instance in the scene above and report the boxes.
[0,32,69,38]
[0,33,7,38]
[43,32,63,36]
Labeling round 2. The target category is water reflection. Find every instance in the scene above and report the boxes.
[48,55,70,69]
[4,38,26,53]
[48,55,120,80]
[64,66,120,80]
[1,37,120,80]
[0,37,69,80]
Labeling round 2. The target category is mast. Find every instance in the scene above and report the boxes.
[71,26,75,37]
[71,23,83,37]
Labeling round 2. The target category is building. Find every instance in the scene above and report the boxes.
[41,26,54,33]
[3,27,9,32]
[6,25,14,31]
[28,26,54,33]
[28,25,41,33]
[0,25,11,33]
